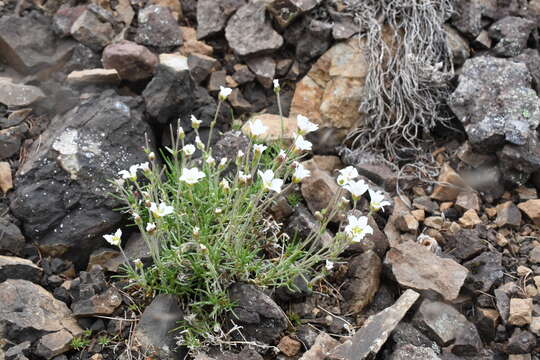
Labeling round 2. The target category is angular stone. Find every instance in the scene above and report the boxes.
[301,168,345,221]
[9,92,154,265]
[228,88,252,114]
[529,246,540,264]
[395,214,419,233]
[508,298,533,326]
[148,0,183,20]
[455,191,480,212]
[232,64,256,85]
[445,25,470,67]
[449,56,540,152]
[431,164,467,201]
[0,79,46,108]
[159,53,188,72]
[384,241,468,301]
[228,283,288,344]
[179,26,213,56]
[339,148,397,191]
[0,279,82,347]
[507,328,536,354]
[53,5,87,38]
[225,1,284,56]
[70,8,115,51]
[0,218,25,255]
[390,345,441,360]
[443,229,485,262]
[518,199,540,225]
[66,69,120,86]
[413,300,482,355]
[451,0,483,38]
[71,286,122,316]
[475,307,499,341]
[489,16,535,57]
[278,336,301,357]
[135,5,182,50]
[342,251,381,314]
[497,136,540,186]
[299,332,339,360]
[188,53,220,84]
[35,329,73,359]
[0,255,43,284]
[87,247,122,272]
[0,162,13,193]
[328,289,420,360]
[196,0,245,39]
[246,56,275,88]
[0,123,27,160]
[463,251,504,293]
[102,40,158,81]
[459,209,482,228]
[143,63,194,124]
[135,294,187,359]
[494,201,521,227]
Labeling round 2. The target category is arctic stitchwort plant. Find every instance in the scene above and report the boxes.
[105,84,389,351]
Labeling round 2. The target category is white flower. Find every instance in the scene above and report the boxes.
[343,179,369,200]
[195,136,205,150]
[183,144,196,156]
[148,152,156,161]
[103,229,122,247]
[219,86,232,100]
[297,115,318,134]
[119,164,139,181]
[249,119,268,137]
[191,115,202,129]
[206,155,216,166]
[215,208,223,214]
[114,178,125,187]
[138,162,150,172]
[258,169,283,193]
[193,226,200,237]
[133,258,143,269]
[325,260,334,271]
[179,167,206,185]
[337,166,359,186]
[238,170,252,183]
[369,189,391,212]
[150,202,174,217]
[220,178,230,191]
[133,212,141,222]
[294,135,312,152]
[277,149,287,162]
[292,162,310,183]
[253,144,267,155]
[177,126,185,139]
[344,215,373,242]
[146,222,156,233]
[273,79,280,90]
[219,157,228,169]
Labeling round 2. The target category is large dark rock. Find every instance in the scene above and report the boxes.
[390,345,441,360]
[463,251,504,293]
[488,16,535,57]
[227,283,288,345]
[70,267,122,317]
[443,229,485,262]
[449,56,540,152]
[70,6,116,52]
[9,91,155,266]
[196,0,245,39]
[341,251,382,314]
[0,218,25,255]
[225,1,283,56]
[134,5,182,51]
[0,256,43,284]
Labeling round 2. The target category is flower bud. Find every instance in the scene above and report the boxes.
[178,126,185,140]
[148,152,156,161]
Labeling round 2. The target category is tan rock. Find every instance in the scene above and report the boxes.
[36,329,73,359]
[517,265,532,277]
[179,26,213,56]
[159,53,188,72]
[525,284,538,297]
[431,164,467,201]
[456,191,480,211]
[411,209,425,222]
[302,155,343,173]
[495,201,522,228]
[534,276,540,289]
[459,209,482,228]
[395,214,419,233]
[278,336,302,357]
[508,298,533,326]
[517,186,537,201]
[242,114,297,142]
[424,216,443,230]
[530,316,540,336]
[440,202,453,211]
[0,162,13,193]
[485,207,497,218]
[518,199,540,225]
[509,355,532,360]
[67,69,120,86]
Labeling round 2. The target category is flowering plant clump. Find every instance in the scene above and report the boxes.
[106,85,389,351]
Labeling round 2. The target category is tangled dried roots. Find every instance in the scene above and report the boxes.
[340,0,455,162]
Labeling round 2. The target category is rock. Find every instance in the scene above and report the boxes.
[63,44,102,75]
[53,5,87,38]
[134,294,187,359]
[0,123,27,160]
[529,246,540,264]
[225,1,284,56]
[342,251,382,314]
[455,191,480,212]
[246,56,275,88]
[294,19,333,64]
[135,5,182,50]
[0,279,82,355]
[159,53,188,72]
[66,69,120,86]
[395,214,419,233]
[475,307,499,341]
[0,15,72,75]
[384,241,468,301]
[299,332,339,360]
[458,209,482,228]
[278,336,302,357]
[301,168,344,221]
[489,16,535,57]
[448,56,540,152]
[227,283,288,344]
[451,0,483,38]
[188,53,220,84]
[284,205,332,248]
[445,25,470,67]
[339,149,397,191]
[461,166,505,201]
[497,135,540,187]
[101,40,158,81]
[86,248,121,272]
[518,199,540,225]
[9,92,154,265]
[147,0,182,20]
[196,0,244,40]
[390,345,441,360]
[495,201,522,227]
[443,229,485,262]
[0,255,43,284]
[0,218,25,255]
[328,289,420,360]
[508,298,533,326]
[507,328,536,354]
[70,8,115,51]
[424,216,443,230]
[207,70,227,93]
[413,300,482,355]
[233,64,256,85]
[472,30,492,50]
[179,26,213,56]
[390,322,439,351]
[463,251,504,293]
[530,316,540,336]
[70,267,122,316]
[431,164,467,201]
[0,79,46,108]
[228,88,252,114]
[0,162,12,193]
[142,63,194,124]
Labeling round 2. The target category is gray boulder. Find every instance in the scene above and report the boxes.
[489,16,535,57]
[9,91,155,266]
[0,218,25,255]
[196,0,245,39]
[135,5,182,51]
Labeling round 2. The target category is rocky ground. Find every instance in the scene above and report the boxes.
[1,0,540,359]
